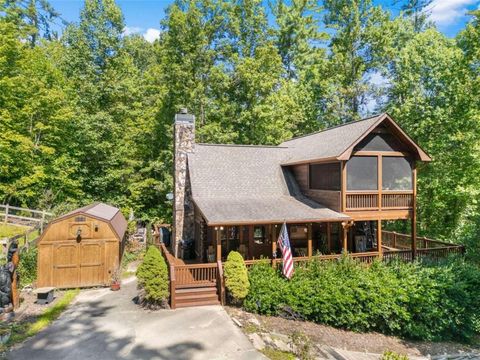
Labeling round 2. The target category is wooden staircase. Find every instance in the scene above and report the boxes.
[175,284,220,308]
[157,244,225,309]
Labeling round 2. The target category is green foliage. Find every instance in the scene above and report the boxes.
[245,258,480,342]
[0,0,479,263]
[381,351,409,360]
[5,289,79,350]
[136,246,169,304]
[224,251,250,303]
[17,247,38,287]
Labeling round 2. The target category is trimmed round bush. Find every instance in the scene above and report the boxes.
[224,251,250,303]
[136,246,169,308]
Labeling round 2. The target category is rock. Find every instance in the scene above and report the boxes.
[247,317,261,327]
[232,317,242,327]
[249,333,266,350]
[272,338,293,353]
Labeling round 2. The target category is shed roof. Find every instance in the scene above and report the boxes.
[188,144,349,225]
[54,202,127,240]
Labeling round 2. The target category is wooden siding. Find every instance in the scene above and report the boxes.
[291,163,342,211]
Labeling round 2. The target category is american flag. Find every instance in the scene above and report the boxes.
[277,222,294,279]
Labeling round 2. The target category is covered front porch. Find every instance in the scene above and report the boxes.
[196,220,389,263]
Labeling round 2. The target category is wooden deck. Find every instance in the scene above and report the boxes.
[158,233,465,309]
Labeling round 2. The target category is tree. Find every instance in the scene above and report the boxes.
[385,28,480,240]
[322,0,391,124]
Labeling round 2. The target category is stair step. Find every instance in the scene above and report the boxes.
[175,286,217,294]
[175,299,220,308]
[176,282,216,289]
[175,293,219,301]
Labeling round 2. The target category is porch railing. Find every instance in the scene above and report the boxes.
[174,263,218,288]
[346,191,413,210]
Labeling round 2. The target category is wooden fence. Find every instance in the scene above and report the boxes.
[1,204,52,232]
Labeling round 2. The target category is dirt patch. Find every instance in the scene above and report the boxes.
[15,288,69,322]
[226,307,480,358]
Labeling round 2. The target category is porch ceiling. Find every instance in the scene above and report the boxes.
[194,195,350,226]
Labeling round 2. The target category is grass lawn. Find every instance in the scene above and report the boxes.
[1,289,79,351]
[0,224,29,239]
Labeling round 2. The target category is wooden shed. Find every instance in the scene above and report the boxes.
[37,202,127,288]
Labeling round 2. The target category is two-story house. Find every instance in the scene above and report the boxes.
[172,110,431,263]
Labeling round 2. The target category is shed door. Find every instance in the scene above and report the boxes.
[53,243,79,288]
[80,241,105,286]
[53,241,106,288]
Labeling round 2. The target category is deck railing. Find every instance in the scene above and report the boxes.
[381,230,464,250]
[346,192,413,210]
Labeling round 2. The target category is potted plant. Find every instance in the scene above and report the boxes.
[110,268,121,291]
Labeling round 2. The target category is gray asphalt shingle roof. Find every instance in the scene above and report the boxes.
[188,144,349,225]
[187,113,429,224]
[280,114,382,164]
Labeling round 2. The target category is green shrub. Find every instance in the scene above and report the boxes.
[17,247,38,287]
[224,251,250,303]
[381,351,409,360]
[245,256,480,342]
[136,246,169,307]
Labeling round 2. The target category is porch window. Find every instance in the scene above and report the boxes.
[382,157,412,190]
[347,156,378,190]
[309,163,341,190]
[253,226,266,244]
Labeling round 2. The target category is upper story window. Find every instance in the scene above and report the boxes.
[354,130,408,152]
[347,156,378,191]
[309,163,341,191]
[382,157,412,190]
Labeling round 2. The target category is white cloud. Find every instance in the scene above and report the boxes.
[143,28,161,43]
[123,26,143,36]
[428,0,478,26]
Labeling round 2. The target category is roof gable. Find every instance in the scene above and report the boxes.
[39,202,127,242]
[280,113,431,164]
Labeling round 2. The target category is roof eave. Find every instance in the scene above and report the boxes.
[206,216,351,227]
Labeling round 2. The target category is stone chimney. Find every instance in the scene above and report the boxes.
[173,108,195,258]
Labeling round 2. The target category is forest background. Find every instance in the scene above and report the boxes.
[0,0,479,257]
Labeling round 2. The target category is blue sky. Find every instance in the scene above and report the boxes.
[50,0,480,41]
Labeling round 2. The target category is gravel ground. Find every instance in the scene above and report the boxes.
[226,307,480,358]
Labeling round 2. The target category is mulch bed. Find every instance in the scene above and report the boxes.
[226,306,480,357]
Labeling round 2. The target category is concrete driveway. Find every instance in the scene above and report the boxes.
[9,277,264,360]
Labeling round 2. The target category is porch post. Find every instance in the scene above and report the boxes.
[327,223,331,253]
[307,223,313,257]
[342,222,348,254]
[271,224,277,259]
[411,165,417,261]
[216,227,222,262]
[377,219,382,258]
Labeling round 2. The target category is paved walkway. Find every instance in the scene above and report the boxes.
[9,278,264,360]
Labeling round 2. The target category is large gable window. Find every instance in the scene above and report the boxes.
[347,156,378,190]
[382,157,412,190]
[309,163,341,190]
